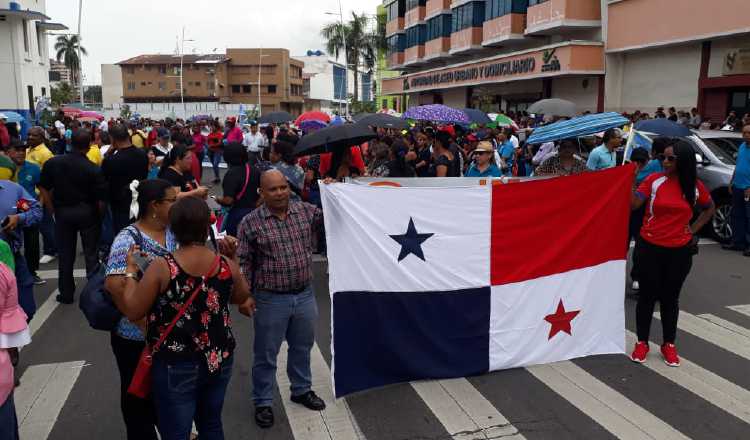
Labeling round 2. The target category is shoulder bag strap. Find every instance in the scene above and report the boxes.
[235,164,251,201]
[152,255,221,352]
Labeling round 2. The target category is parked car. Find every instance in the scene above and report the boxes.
[637,130,741,242]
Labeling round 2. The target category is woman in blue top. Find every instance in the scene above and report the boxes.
[496,128,515,177]
[466,142,502,178]
[104,179,177,440]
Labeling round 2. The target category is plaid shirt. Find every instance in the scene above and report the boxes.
[237,201,322,292]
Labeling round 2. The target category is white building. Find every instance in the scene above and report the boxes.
[101,63,123,109]
[0,0,68,125]
[296,51,373,115]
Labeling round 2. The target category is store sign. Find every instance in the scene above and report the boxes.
[541,49,561,73]
[407,57,536,89]
[724,48,750,75]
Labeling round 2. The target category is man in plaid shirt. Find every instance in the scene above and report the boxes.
[237,169,326,429]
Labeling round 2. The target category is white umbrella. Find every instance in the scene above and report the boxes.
[527,99,576,117]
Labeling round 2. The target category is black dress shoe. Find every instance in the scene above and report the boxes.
[290,391,326,411]
[722,244,745,251]
[55,294,74,304]
[744,249,750,257]
[255,406,274,428]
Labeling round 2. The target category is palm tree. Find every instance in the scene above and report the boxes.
[321,12,383,104]
[54,35,87,87]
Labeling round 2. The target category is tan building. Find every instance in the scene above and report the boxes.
[49,59,73,87]
[117,48,304,115]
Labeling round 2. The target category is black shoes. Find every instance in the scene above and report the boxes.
[744,249,750,257]
[55,294,74,304]
[722,243,745,251]
[255,406,274,429]
[291,391,326,411]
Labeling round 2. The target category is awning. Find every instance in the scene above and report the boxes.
[37,22,69,31]
[0,8,50,21]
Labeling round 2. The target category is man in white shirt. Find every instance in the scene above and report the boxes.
[243,122,267,162]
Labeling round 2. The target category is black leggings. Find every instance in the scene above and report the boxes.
[110,332,159,440]
[634,239,693,344]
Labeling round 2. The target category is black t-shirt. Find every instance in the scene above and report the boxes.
[429,153,460,177]
[222,164,260,209]
[414,147,433,177]
[39,152,107,208]
[160,167,195,192]
[102,146,148,209]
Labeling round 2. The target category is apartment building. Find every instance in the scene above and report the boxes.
[297,50,373,114]
[117,48,305,116]
[49,59,73,88]
[381,0,750,120]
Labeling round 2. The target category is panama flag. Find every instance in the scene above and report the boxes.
[321,165,634,397]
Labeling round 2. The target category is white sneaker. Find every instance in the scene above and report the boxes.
[39,254,56,264]
[632,280,640,291]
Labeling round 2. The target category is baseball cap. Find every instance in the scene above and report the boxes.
[0,113,6,120]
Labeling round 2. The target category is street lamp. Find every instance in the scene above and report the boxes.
[326,3,349,117]
[77,0,84,106]
[179,27,195,118]
[257,50,270,118]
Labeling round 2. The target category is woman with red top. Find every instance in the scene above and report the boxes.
[629,140,715,367]
[206,122,224,184]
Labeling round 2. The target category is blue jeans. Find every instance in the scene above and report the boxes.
[0,392,18,440]
[152,356,233,440]
[252,287,317,407]
[731,187,750,248]
[40,209,57,256]
[14,253,35,321]
[208,150,223,180]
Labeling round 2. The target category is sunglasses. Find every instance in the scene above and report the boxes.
[658,154,677,162]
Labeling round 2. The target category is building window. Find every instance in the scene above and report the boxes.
[426,14,452,41]
[127,82,136,90]
[333,65,347,100]
[406,24,426,48]
[41,87,46,96]
[158,81,166,91]
[387,0,406,21]
[176,81,181,89]
[140,81,146,86]
[231,85,241,93]
[195,81,201,87]
[406,0,426,10]
[22,20,29,53]
[452,2,485,32]
[486,0,529,20]
[36,24,44,57]
[387,34,406,55]
[188,81,194,87]
[124,66,135,75]
[261,65,276,75]
[528,0,549,5]
[242,84,251,93]
[267,85,277,94]
[361,73,372,102]
[172,66,181,75]
[158,65,167,74]
[145,65,152,71]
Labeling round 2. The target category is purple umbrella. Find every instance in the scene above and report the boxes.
[299,119,328,134]
[402,104,470,124]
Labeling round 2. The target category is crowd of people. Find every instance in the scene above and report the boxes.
[0,103,748,439]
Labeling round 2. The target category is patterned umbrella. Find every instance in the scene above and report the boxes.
[526,112,630,145]
[295,111,331,126]
[494,114,519,130]
[402,104,470,123]
[299,119,328,134]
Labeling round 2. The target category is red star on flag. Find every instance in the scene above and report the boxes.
[544,299,581,340]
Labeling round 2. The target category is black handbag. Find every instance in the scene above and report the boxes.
[79,227,143,331]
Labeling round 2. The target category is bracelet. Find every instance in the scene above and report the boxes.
[124,272,139,280]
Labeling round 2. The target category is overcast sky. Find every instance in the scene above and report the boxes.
[46,0,382,85]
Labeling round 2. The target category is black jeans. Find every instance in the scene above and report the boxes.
[634,238,693,344]
[628,206,646,281]
[55,203,101,301]
[22,225,40,275]
[110,333,159,440]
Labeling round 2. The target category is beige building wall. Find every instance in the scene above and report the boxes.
[552,76,598,113]
[707,35,750,78]
[101,64,123,108]
[441,88,466,108]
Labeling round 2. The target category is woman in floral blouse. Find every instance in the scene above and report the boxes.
[111,196,253,440]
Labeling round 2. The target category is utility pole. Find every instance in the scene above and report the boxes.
[77,0,84,106]
[180,27,185,118]
[258,47,262,118]
[339,0,349,117]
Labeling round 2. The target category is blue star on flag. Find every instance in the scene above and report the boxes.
[389,217,434,262]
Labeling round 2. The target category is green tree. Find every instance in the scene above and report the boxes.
[50,82,74,106]
[54,35,87,87]
[120,104,132,120]
[83,85,102,105]
[321,12,383,104]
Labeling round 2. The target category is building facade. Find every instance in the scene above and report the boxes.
[117,48,305,116]
[49,59,72,88]
[297,51,372,115]
[381,0,750,121]
[0,0,68,121]
[101,63,123,109]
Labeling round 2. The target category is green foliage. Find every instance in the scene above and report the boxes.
[83,85,102,105]
[50,82,74,106]
[120,104,131,120]
[54,35,87,86]
[351,99,377,114]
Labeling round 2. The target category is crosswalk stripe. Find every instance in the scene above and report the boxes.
[527,361,689,440]
[36,269,86,280]
[697,314,750,339]
[728,304,750,318]
[276,342,364,440]
[22,290,60,354]
[626,331,750,423]
[15,361,85,440]
[411,378,525,439]
[656,311,750,360]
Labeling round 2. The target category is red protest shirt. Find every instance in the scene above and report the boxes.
[636,173,713,248]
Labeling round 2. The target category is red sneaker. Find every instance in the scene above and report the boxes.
[630,341,649,363]
[661,343,680,367]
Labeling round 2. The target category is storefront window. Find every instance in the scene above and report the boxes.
[426,14,452,41]
[406,0,426,10]
[387,0,406,21]
[387,34,406,54]
[486,0,529,20]
[452,2,485,32]
[406,24,426,48]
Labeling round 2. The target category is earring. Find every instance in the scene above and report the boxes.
[153,213,157,219]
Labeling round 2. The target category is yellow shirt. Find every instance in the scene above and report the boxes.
[131,130,147,148]
[26,144,54,168]
[86,145,103,166]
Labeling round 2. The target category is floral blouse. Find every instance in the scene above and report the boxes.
[148,254,235,373]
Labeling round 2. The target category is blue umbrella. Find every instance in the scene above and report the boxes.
[634,119,691,137]
[330,115,344,126]
[0,111,25,124]
[461,108,491,125]
[402,104,470,124]
[526,112,630,145]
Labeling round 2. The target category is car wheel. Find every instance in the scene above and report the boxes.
[709,198,733,243]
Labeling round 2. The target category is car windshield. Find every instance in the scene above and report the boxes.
[701,138,737,165]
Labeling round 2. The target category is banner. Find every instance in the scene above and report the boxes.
[321,165,634,397]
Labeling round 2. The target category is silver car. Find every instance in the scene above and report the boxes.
[639,130,741,243]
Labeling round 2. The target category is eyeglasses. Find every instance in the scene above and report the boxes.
[659,155,677,162]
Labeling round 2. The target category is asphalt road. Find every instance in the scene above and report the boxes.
[12,239,750,440]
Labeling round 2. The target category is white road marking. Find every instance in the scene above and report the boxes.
[21,290,61,354]
[655,311,750,360]
[411,378,525,439]
[728,304,750,318]
[626,331,750,423]
[527,361,689,440]
[698,314,750,339]
[15,361,85,440]
[36,269,86,280]
[629,238,716,249]
[276,342,364,440]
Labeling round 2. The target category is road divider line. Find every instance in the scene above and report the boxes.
[527,361,688,440]
[15,361,85,440]
[276,342,364,440]
[655,311,750,360]
[626,331,750,423]
[697,314,750,339]
[728,304,750,319]
[36,269,86,280]
[411,378,525,439]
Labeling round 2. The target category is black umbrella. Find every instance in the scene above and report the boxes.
[294,123,377,156]
[461,108,492,125]
[356,113,411,130]
[258,111,294,124]
[352,112,374,122]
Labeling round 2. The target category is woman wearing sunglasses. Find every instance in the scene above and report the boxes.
[629,140,716,367]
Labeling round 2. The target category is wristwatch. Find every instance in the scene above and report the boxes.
[124,272,139,280]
